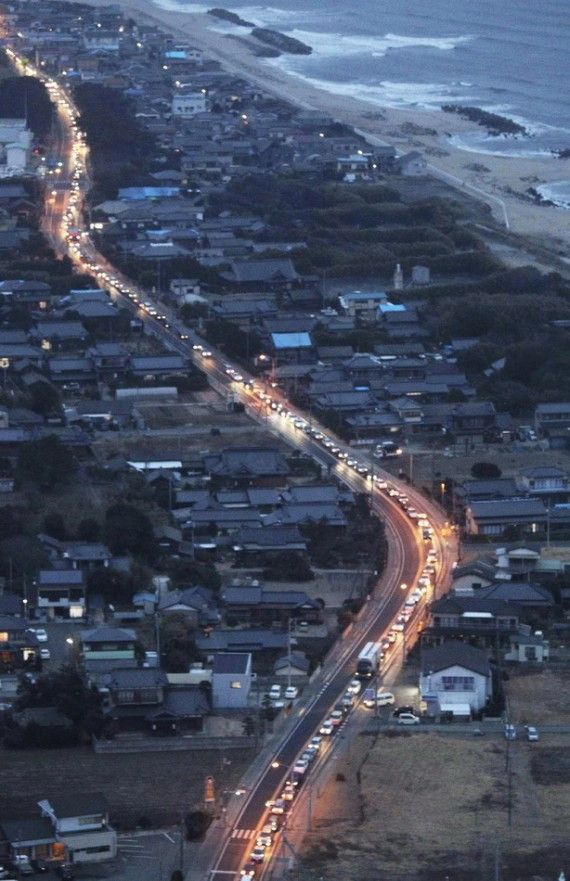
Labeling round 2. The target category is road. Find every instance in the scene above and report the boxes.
[8,49,457,881]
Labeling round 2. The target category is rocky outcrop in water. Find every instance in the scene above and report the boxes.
[208,8,255,27]
[251,27,312,55]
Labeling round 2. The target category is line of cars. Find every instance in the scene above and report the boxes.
[241,734,325,879]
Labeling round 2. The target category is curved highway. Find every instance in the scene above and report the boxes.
[4,45,457,881]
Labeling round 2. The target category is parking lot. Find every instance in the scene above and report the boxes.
[62,832,185,881]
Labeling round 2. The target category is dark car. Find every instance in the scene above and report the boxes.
[393,705,414,717]
[56,866,74,881]
[31,861,50,874]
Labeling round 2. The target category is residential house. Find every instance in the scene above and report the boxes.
[465,498,547,537]
[158,586,219,628]
[101,667,169,730]
[35,570,86,621]
[504,630,550,663]
[397,151,428,175]
[211,652,252,709]
[422,593,520,649]
[38,793,117,863]
[518,466,569,503]
[221,585,321,627]
[60,543,112,571]
[196,628,289,654]
[0,614,38,670]
[476,581,554,609]
[534,401,570,444]
[0,817,56,862]
[419,642,492,717]
[222,258,300,292]
[130,354,187,377]
[81,626,138,679]
[232,525,307,555]
[338,291,387,320]
[202,448,290,488]
[273,652,310,679]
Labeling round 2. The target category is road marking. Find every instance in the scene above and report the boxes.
[163,833,175,843]
[231,829,255,840]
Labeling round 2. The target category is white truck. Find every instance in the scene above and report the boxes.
[356,641,381,679]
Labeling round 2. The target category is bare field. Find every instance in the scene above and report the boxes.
[0,745,253,828]
[506,667,570,725]
[303,723,570,881]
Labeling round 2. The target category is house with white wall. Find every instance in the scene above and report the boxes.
[38,793,117,864]
[420,642,492,718]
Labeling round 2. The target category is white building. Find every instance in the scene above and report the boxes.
[211,652,252,708]
[420,642,492,717]
[38,793,117,864]
[171,92,207,118]
[0,118,32,175]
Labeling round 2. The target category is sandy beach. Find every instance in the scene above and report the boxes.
[69,0,570,262]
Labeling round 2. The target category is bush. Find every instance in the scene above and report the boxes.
[470,462,502,479]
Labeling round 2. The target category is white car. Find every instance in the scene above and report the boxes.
[309,735,323,751]
[397,713,420,725]
[31,628,48,643]
[347,678,361,695]
[39,648,51,661]
[329,710,344,727]
[269,685,281,701]
[284,686,299,700]
[319,719,334,736]
[525,726,539,741]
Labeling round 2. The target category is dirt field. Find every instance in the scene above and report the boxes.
[301,669,570,881]
[0,745,254,828]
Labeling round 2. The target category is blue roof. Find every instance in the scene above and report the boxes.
[379,302,406,313]
[118,187,180,200]
[271,332,312,349]
[343,291,386,302]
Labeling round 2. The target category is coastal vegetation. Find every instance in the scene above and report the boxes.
[441,104,527,137]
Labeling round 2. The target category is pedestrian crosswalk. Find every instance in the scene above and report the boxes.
[231,829,256,840]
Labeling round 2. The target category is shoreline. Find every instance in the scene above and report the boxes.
[66,0,570,258]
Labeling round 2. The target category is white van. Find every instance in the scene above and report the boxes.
[363,690,395,708]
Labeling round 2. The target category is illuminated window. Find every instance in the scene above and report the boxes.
[230,681,242,689]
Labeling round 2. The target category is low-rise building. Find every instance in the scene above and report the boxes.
[38,793,117,863]
[420,642,492,717]
[211,652,252,708]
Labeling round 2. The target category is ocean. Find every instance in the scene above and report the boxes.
[156,0,570,204]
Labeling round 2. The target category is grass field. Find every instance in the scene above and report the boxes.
[0,745,255,829]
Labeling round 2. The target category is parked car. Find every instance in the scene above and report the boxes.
[56,866,74,881]
[393,705,415,717]
[504,724,517,741]
[12,857,33,875]
[39,647,51,661]
[30,861,49,874]
[284,686,299,700]
[396,713,420,725]
[29,628,48,643]
[269,684,282,701]
[525,726,539,741]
